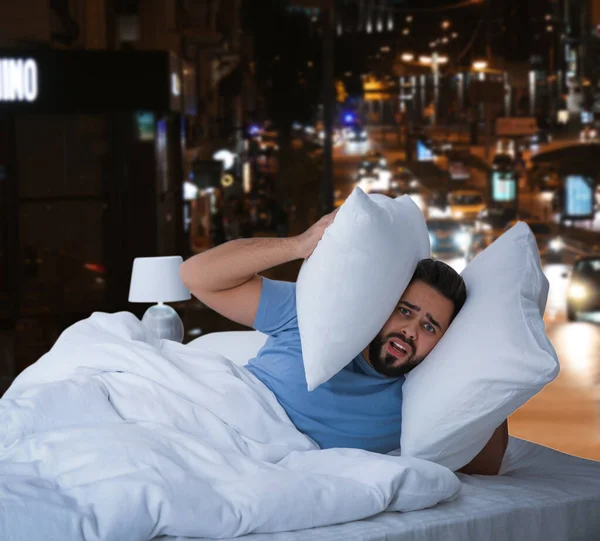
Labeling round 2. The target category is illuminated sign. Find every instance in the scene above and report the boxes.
[417,140,434,162]
[0,58,38,102]
[0,50,180,113]
[565,175,593,219]
[171,73,181,97]
[221,174,234,188]
[492,172,516,202]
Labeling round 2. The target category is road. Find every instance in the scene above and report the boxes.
[332,132,600,461]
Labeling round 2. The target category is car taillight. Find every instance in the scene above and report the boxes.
[84,263,106,273]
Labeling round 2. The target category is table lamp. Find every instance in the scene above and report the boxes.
[128,256,191,343]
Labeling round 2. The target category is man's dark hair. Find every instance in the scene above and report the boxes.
[410,258,467,322]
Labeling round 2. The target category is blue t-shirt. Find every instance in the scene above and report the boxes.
[246,278,404,454]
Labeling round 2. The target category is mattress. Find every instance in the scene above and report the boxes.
[160,437,600,541]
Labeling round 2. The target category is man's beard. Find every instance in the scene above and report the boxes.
[367,332,425,378]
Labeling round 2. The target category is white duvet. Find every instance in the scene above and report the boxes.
[0,312,460,541]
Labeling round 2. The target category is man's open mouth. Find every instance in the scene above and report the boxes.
[386,338,411,359]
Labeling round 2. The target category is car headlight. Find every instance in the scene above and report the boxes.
[569,283,588,300]
[549,237,564,251]
[409,194,424,210]
[454,232,471,250]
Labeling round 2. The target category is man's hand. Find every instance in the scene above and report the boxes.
[295,209,339,259]
[458,420,509,476]
[179,209,339,328]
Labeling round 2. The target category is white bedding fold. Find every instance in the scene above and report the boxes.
[0,312,460,541]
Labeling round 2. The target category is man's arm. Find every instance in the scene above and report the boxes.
[179,211,337,327]
[458,420,509,476]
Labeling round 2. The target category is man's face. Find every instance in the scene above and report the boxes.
[363,280,454,378]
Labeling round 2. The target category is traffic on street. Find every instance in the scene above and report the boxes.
[277,118,600,461]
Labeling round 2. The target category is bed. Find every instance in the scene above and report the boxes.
[164,331,600,541]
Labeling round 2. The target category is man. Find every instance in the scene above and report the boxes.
[180,211,508,475]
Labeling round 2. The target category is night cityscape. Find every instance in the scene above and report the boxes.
[1,0,600,539]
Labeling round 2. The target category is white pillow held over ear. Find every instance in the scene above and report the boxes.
[400,222,560,471]
[296,187,430,392]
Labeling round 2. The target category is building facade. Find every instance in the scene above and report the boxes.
[0,0,255,391]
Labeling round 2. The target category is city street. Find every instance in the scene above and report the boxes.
[331,131,600,461]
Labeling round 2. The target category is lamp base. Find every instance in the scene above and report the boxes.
[141,303,184,343]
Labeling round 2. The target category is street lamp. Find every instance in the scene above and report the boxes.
[406,15,413,23]
[418,54,448,125]
[403,28,410,35]
[419,55,448,65]
[401,52,415,62]
[442,20,451,30]
[472,60,488,71]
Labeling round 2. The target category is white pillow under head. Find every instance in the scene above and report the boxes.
[400,222,560,471]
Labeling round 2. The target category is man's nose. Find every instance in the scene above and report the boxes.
[401,324,417,342]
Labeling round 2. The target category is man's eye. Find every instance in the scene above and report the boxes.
[423,323,435,333]
[398,307,410,316]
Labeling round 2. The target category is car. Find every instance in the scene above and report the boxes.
[504,219,563,261]
[475,207,518,238]
[356,173,397,195]
[317,128,343,146]
[529,130,552,146]
[356,160,380,182]
[447,190,486,221]
[391,162,416,191]
[427,219,473,259]
[430,138,453,156]
[580,125,598,142]
[566,256,600,321]
[258,131,279,152]
[404,181,430,216]
[363,151,387,167]
[492,153,514,171]
[496,138,516,157]
[362,188,401,198]
[344,125,368,142]
[448,160,471,181]
[357,153,390,183]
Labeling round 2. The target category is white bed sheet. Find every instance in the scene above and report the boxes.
[160,437,600,541]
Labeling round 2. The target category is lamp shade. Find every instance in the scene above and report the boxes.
[128,256,191,303]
